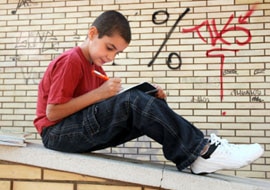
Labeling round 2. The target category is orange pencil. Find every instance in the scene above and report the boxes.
[92,70,109,81]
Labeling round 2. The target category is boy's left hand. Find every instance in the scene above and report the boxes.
[153,84,167,100]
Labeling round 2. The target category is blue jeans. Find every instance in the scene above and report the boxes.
[41,89,208,170]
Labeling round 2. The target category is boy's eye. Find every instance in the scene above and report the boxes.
[107,46,114,51]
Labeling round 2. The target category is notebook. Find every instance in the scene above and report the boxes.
[119,82,158,96]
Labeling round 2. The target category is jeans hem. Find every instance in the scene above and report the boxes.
[176,138,208,171]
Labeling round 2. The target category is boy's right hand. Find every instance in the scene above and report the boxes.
[97,78,122,99]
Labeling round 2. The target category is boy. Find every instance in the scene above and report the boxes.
[34,10,264,174]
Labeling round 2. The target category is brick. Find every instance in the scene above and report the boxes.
[42,13,65,19]
[0,121,12,126]
[31,8,53,14]
[54,18,77,24]
[102,5,120,10]
[13,181,73,190]
[117,0,139,3]
[251,56,270,63]
[14,120,34,127]
[236,103,265,109]
[182,115,207,122]
[42,1,66,8]
[43,169,106,182]
[181,1,206,7]
[124,140,150,148]
[236,171,266,178]
[77,184,141,190]
[154,2,179,8]
[2,114,24,120]
[236,130,265,136]
[7,20,29,26]
[252,137,269,143]
[3,102,25,108]
[236,116,265,123]
[79,6,102,13]
[0,14,18,21]
[91,0,114,5]
[251,109,270,116]
[223,137,251,143]
[144,187,160,190]
[194,6,221,13]
[0,96,14,102]
[18,25,41,31]
[235,0,263,4]
[31,19,53,25]
[0,181,10,190]
[121,3,153,10]
[0,164,41,179]
[66,11,89,18]
[179,102,207,109]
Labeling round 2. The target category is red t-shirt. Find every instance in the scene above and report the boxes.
[34,46,106,134]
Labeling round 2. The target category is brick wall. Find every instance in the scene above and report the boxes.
[0,0,269,179]
[0,161,159,190]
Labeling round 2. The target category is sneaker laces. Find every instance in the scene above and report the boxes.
[208,134,239,155]
[209,134,228,146]
[202,134,241,159]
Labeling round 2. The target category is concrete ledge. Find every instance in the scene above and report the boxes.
[0,142,270,190]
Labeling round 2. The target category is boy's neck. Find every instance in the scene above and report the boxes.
[79,41,92,64]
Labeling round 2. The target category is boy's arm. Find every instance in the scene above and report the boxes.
[46,78,121,121]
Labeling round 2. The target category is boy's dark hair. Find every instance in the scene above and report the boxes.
[92,10,131,44]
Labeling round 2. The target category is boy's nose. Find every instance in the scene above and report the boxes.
[107,52,116,62]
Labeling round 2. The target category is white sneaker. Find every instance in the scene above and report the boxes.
[190,134,264,174]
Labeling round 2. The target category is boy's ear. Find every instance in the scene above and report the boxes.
[88,26,98,40]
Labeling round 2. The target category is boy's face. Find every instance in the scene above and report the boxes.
[87,27,129,66]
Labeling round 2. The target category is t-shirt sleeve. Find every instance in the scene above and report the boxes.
[47,59,82,105]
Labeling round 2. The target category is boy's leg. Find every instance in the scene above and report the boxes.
[90,89,208,170]
[42,89,207,170]
[42,89,263,173]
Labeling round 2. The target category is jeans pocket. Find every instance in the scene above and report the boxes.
[83,105,101,136]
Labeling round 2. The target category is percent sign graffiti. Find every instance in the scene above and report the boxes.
[148,8,190,69]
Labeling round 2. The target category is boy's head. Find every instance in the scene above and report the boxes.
[92,10,131,44]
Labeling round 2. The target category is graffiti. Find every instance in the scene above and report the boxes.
[14,31,59,84]
[182,5,257,115]
[15,31,59,53]
[191,96,209,103]
[182,5,256,104]
[231,89,261,96]
[223,69,238,75]
[231,89,264,103]
[152,10,169,25]
[21,68,42,84]
[73,31,82,46]
[207,49,239,104]
[13,30,83,84]
[148,8,190,69]
[11,30,83,84]
[41,32,59,53]
[254,69,265,75]
[9,54,21,64]
[11,0,36,14]
[251,96,264,102]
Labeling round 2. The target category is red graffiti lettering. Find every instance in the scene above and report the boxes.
[182,4,257,109]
